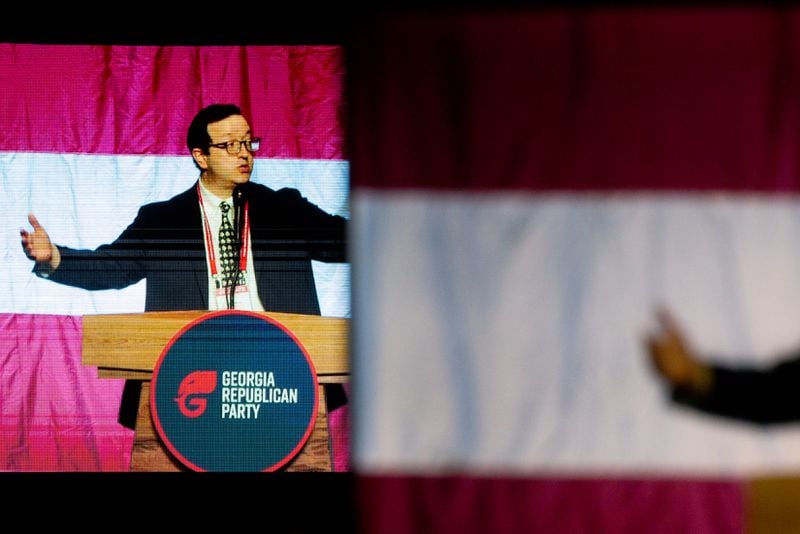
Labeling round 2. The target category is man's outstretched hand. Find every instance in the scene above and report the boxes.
[20,213,60,269]
[645,307,713,395]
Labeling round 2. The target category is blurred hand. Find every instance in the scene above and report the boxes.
[20,213,60,269]
[646,307,713,395]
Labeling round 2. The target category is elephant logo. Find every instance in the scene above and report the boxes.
[174,370,218,418]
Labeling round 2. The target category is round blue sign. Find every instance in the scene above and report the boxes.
[150,311,318,472]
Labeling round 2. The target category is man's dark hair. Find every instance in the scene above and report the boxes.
[186,104,243,154]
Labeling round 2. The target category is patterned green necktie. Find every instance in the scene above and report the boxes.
[219,201,236,288]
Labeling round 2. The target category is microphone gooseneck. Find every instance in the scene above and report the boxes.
[229,183,249,310]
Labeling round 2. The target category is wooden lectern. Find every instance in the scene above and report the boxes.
[81,310,349,472]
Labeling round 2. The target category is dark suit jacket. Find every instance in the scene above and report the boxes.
[672,353,800,425]
[49,181,346,313]
[46,180,347,427]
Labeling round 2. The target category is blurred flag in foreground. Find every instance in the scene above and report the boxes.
[350,8,800,533]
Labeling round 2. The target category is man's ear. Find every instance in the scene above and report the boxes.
[191,148,208,170]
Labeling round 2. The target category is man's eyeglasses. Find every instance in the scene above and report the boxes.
[208,138,261,155]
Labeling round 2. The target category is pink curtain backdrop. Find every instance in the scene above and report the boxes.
[0,314,131,471]
[329,383,351,472]
[0,44,345,159]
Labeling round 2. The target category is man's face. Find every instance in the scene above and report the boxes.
[201,114,254,194]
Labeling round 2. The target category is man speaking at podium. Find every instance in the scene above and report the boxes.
[19,103,348,431]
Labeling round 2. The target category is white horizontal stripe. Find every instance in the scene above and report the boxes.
[3,152,350,317]
[352,190,800,475]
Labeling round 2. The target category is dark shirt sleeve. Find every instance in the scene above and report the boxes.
[291,187,347,263]
[270,188,348,264]
[41,209,150,291]
[672,352,800,425]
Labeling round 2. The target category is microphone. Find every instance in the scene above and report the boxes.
[229,183,249,310]
[232,183,249,248]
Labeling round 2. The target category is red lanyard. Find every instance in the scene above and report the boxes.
[197,182,249,276]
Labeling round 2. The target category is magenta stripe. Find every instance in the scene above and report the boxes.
[349,8,800,192]
[0,313,133,471]
[356,475,745,534]
[0,44,344,159]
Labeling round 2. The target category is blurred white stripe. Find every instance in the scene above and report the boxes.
[352,190,800,475]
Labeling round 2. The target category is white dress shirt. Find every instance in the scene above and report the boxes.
[198,179,264,311]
